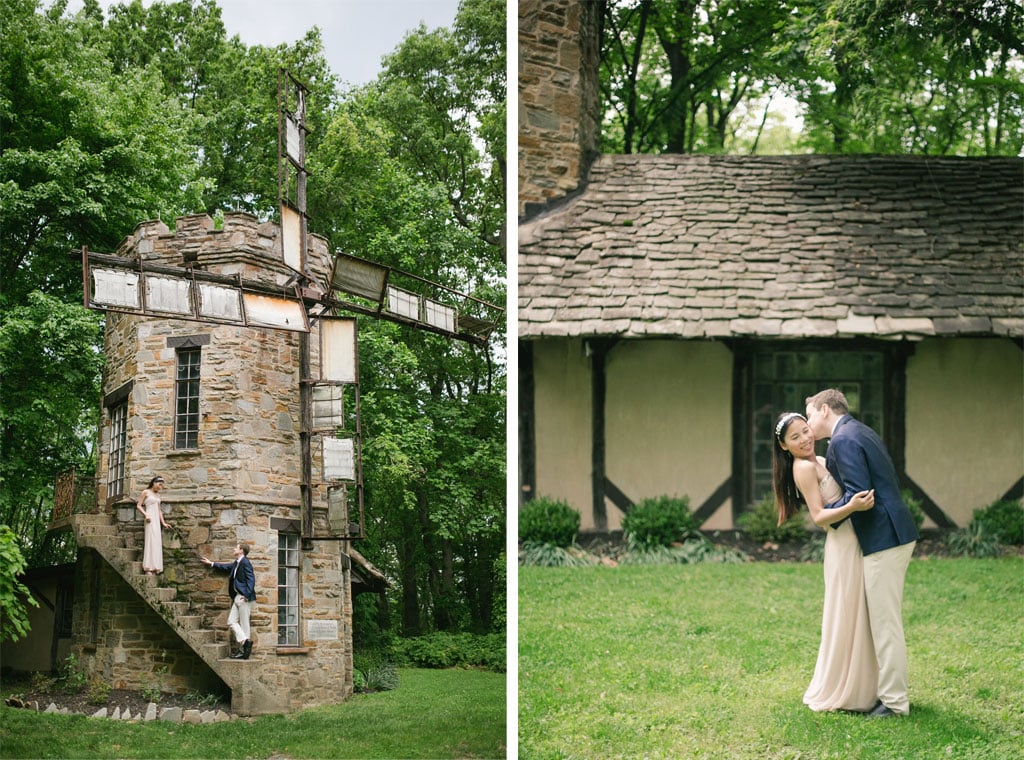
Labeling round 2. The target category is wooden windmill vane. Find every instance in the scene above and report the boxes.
[80,69,502,546]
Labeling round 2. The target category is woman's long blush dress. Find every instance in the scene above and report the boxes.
[803,473,879,712]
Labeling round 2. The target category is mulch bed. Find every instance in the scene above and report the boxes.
[577,529,1003,563]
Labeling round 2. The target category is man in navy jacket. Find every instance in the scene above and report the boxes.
[202,542,257,660]
[806,389,919,717]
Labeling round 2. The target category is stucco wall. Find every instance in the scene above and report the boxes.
[606,340,733,531]
[532,338,594,526]
[906,337,1024,525]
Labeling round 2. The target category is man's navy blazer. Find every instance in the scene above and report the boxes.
[824,415,919,556]
[212,556,256,602]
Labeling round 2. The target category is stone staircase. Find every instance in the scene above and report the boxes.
[70,512,285,715]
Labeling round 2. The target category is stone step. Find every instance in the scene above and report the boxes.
[202,642,231,660]
[163,601,190,618]
[114,547,141,562]
[151,586,177,603]
[73,513,114,527]
[186,627,217,644]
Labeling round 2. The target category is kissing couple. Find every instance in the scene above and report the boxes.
[773,388,919,717]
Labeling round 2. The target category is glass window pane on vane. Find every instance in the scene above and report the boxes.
[386,286,419,321]
[321,318,356,383]
[281,203,303,272]
[311,384,344,431]
[331,255,387,301]
[145,275,193,315]
[198,283,242,322]
[242,293,307,332]
[423,299,456,333]
[328,487,347,532]
[92,269,139,309]
[286,115,302,165]
[323,437,356,481]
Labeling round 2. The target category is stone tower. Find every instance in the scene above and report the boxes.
[70,211,372,715]
[518,0,602,218]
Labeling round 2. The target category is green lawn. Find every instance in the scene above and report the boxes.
[0,668,505,759]
[519,557,1023,760]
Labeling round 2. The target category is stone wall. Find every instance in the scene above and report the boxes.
[518,0,602,218]
[72,551,225,696]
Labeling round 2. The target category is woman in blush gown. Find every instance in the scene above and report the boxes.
[772,412,879,713]
[136,476,169,575]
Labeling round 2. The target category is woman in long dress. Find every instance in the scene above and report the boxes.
[136,476,169,575]
[772,412,879,713]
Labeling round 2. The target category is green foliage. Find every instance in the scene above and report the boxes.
[901,490,926,531]
[391,632,505,672]
[141,664,168,703]
[971,499,1024,546]
[599,0,1024,156]
[351,667,367,693]
[622,495,698,549]
[0,525,39,642]
[86,676,111,706]
[619,538,747,565]
[519,541,599,568]
[946,523,1005,559]
[737,494,807,543]
[56,653,87,694]
[518,497,580,548]
[799,533,827,563]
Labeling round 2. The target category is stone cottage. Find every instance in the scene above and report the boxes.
[518,0,1024,533]
[58,212,385,715]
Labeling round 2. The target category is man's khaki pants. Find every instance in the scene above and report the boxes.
[863,541,916,714]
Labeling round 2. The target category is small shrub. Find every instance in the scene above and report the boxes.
[620,537,747,565]
[184,690,222,708]
[141,665,167,703]
[352,668,367,693]
[622,495,698,550]
[86,676,111,706]
[30,672,54,692]
[519,497,580,547]
[900,490,926,531]
[799,534,826,562]
[972,499,1024,546]
[519,541,598,567]
[363,662,399,692]
[56,654,87,693]
[946,522,1004,558]
[738,494,807,543]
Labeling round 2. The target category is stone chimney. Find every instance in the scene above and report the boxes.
[518,0,602,219]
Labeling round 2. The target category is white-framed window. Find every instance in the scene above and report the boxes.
[277,533,300,646]
[175,347,201,449]
[106,401,128,499]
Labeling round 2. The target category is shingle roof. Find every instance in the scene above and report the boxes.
[519,154,1024,340]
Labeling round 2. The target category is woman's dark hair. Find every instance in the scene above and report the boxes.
[148,476,164,488]
[771,413,806,526]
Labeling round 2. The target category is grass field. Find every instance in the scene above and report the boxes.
[0,668,506,759]
[519,557,1023,760]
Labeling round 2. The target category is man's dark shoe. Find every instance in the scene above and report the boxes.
[229,649,246,660]
[867,701,896,718]
[242,639,253,660]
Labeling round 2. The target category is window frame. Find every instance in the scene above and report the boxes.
[174,346,202,450]
[277,532,301,646]
[731,338,910,519]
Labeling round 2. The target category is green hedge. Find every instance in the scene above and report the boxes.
[519,496,579,547]
[391,632,506,672]
[622,495,698,549]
